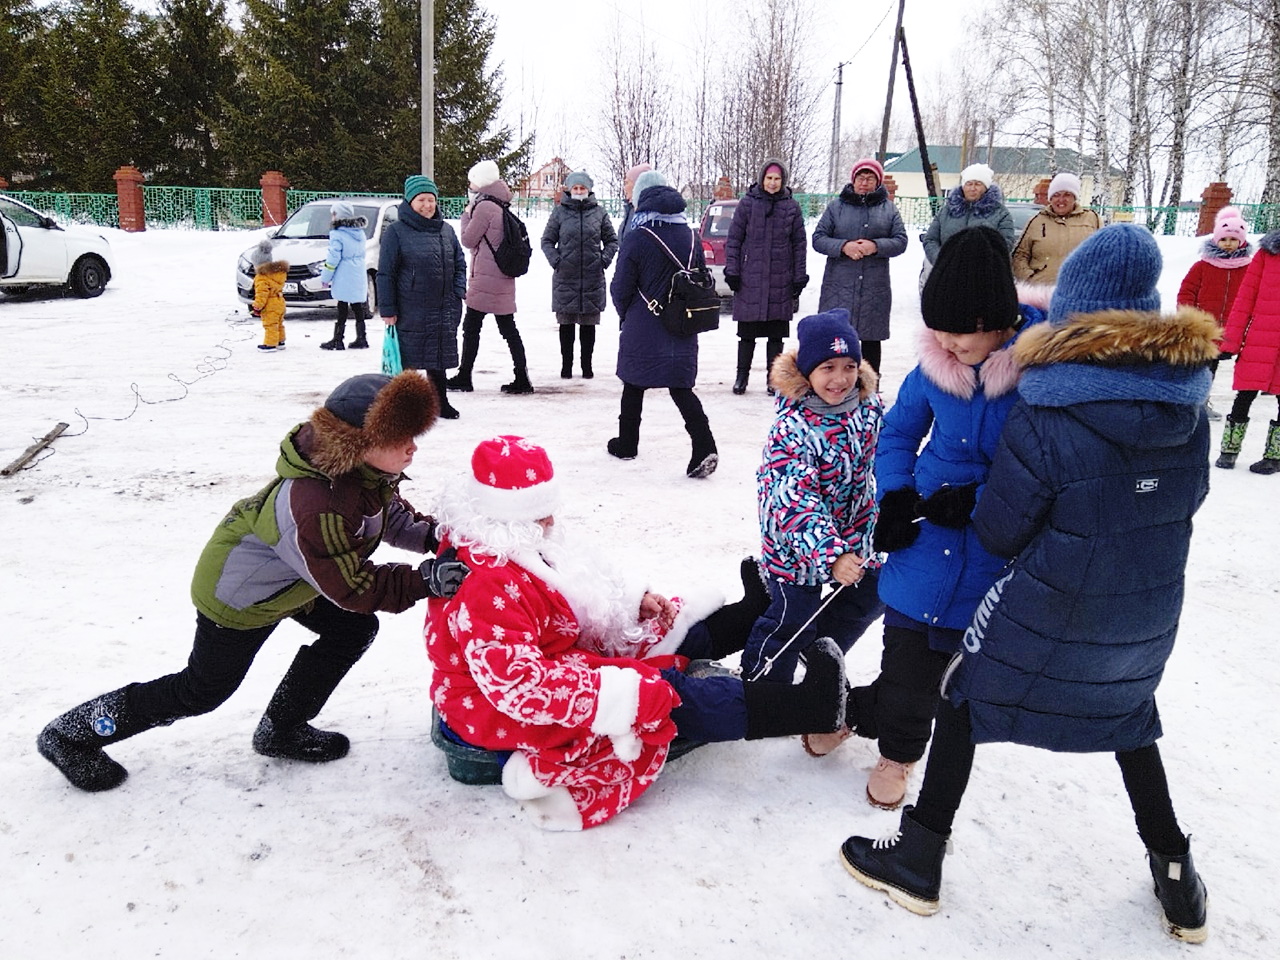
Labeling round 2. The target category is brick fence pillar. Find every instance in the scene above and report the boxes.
[114,165,146,232]
[883,174,898,202]
[1034,178,1051,206]
[1196,182,1233,236]
[712,175,734,200]
[0,176,9,190]
[260,170,290,227]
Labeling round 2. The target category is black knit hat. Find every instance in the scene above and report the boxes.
[921,226,1019,333]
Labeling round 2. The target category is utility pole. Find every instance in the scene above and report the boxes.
[421,0,434,178]
[877,0,907,163]
[900,27,939,210]
[829,62,848,192]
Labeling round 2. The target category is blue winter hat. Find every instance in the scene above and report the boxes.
[796,308,862,376]
[564,171,593,190]
[1048,224,1162,327]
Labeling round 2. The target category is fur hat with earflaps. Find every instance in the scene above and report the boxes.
[308,372,439,476]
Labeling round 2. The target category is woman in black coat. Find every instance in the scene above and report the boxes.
[608,170,717,479]
[724,158,808,394]
[540,171,618,379]
[377,176,467,418]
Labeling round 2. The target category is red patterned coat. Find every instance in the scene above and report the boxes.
[425,540,681,829]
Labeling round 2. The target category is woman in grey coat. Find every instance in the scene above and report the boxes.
[541,171,618,379]
[813,158,908,372]
[920,163,1015,287]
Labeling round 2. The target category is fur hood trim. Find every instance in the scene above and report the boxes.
[1016,282,1054,311]
[916,326,1024,400]
[258,259,290,276]
[333,217,368,230]
[1014,306,1221,369]
[769,350,879,402]
[307,372,439,477]
[1256,230,1280,255]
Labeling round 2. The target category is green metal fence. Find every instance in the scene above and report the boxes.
[7,184,1280,236]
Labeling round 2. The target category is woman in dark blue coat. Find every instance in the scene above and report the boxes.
[812,158,908,372]
[377,176,467,418]
[608,171,717,479]
[724,158,808,394]
[541,171,618,380]
[840,226,1218,944]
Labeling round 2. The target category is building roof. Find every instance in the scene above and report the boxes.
[885,145,1124,179]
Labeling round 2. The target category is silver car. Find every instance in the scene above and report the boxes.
[235,196,401,313]
[1,194,113,298]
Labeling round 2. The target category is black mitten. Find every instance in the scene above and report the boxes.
[420,547,469,598]
[792,277,808,299]
[872,488,923,553]
[920,483,978,528]
[725,274,742,293]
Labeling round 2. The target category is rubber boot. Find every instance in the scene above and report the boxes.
[733,339,754,394]
[840,805,950,916]
[1148,839,1208,943]
[347,311,368,349]
[608,388,643,459]
[428,369,459,419]
[559,324,575,379]
[742,637,847,739]
[1215,416,1247,469]
[320,317,346,350]
[684,411,718,479]
[580,326,595,378]
[252,645,361,762]
[448,320,480,391]
[1249,419,1280,475]
[37,687,173,791]
[700,557,772,659]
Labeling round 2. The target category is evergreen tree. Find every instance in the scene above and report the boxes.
[0,0,43,182]
[154,0,238,185]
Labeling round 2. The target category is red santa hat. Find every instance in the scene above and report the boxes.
[467,435,560,523]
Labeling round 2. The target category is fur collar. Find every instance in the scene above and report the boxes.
[769,350,879,404]
[916,326,1024,400]
[1013,307,1221,369]
[1198,238,1254,268]
[333,217,368,230]
[1257,230,1280,255]
[258,259,289,276]
[944,183,1005,219]
[839,183,888,207]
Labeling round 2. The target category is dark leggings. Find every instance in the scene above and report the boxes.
[911,699,1188,856]
[860,339,882,373]
[336,301,368,324]
[619,381,707,426]
[1229,390,1280,421]
[847,623,954,763]
[462,306,526,369]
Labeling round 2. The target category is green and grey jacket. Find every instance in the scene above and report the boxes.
[190,422,436,629]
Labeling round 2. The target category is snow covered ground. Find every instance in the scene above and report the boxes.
[1,217,1276,959]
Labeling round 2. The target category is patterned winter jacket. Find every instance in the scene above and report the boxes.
[949,306,1217,753]
[251,259,289,326]
[190,422,437,630]
[876,306,1045,642]
[757,352,884,586]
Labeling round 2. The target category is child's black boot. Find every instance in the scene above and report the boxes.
[252,645,360,762]
[1148,839,1208,943]
[742,637,846,739]
[37,687,170,791]
[840,805,950,916]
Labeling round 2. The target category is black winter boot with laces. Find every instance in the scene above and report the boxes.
[840,805,950,915]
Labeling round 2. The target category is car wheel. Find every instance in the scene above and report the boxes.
[70,256,108,298]
[365,271,377,316]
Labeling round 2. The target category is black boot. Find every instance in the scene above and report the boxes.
[608,387,643,459]
[37,687,171,791]
[840,805,950,916]
[580,326,595,379]
[252,645,360,762]
[1148,840,1208,943]
[685,412,718,479]
[733,339,754,394]
[701,558,772,658]
[428,370,459,419]
[347,312,368,349]
[320,318,346,350]
[559,324,575,379]
[742,636,846,739]
[501,368,535,394]
[448,316,480,391]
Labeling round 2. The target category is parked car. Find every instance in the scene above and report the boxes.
[698,198,739,298]
[1,194,113,298]
[234,196,401,313]
[1007,200,1043,236]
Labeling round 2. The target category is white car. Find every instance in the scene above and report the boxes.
[235,196,401,313]
[1,194,114,298]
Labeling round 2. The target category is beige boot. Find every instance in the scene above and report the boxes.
[866,756,914,809]
[802,726,853,757]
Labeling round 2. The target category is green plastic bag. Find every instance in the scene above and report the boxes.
[381,325,403,376]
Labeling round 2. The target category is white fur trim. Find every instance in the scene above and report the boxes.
[466,474,560,523]
[591,666,641,737]
[468,159,501,189]
[520,787,583,831]
[502,751,554,800]
[646,586,725,658]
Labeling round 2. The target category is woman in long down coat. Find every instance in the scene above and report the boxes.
[376,176,467,418]
[609,171,718,479]
[724,158,808,395]
[813,158,908,372]
[541,171,618,380]
[920,163,1016,270]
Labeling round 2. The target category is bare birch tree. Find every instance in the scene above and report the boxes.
[595,15,675,198]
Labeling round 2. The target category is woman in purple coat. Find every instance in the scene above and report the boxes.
[724,159,808,395]
[608,171,718,479]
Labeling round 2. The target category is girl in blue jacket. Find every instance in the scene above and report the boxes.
[319,200,370,350]
[805,227,1046,811]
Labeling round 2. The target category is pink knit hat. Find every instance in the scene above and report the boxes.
[1212,206,1248,244]
[850,158,884,186]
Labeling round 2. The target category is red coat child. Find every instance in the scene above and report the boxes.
[1176,207,1253,327]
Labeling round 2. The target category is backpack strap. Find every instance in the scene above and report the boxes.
[474,195,507,254]
[637,225,694,315]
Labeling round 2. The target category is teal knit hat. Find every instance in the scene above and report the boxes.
[404,175,438,202]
